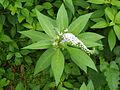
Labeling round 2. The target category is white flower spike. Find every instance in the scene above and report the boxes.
[61,32,93,54]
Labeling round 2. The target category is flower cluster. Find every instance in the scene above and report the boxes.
[61,33,93,54]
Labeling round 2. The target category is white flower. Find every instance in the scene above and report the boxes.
[61,33,92,54]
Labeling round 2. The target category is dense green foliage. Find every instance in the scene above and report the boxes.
[0,0,120,90]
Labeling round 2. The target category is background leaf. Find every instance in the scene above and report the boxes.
[15,81,25,90]
[108,29,116,51]
[113,25,120,40]
[79,83,87,90]
[63,0,75,15]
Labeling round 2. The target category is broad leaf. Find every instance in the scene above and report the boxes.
[22,40,52,49]
[105,7,114,21]
[79,40,102,47]
[113,25,120,40]
[108,29,116,51]
[87,0,104,4]
[0,34,12,42]
[91,20,108,28]
[87,80,94,90]
[78,32,104,42]
[36,9,56,38]
[19,30,50,42]
[51,49,64,86]
[63,0,75,15]
[111,0,120,7]
[15,81,25,90]
[115,11,120,24]
[34,48,54,75]
[79,83,87,90]
[67,47,97,72]
[57,4,68,32]
[68,13,92,35]
[100,61,119,90]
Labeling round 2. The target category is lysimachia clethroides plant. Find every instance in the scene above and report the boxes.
[20,4,104,86]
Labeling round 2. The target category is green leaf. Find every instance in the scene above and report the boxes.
[2,0,9,9]
[79,40,102,47]
[67,47,97,72]
[91,10,104,18]
[87,80,94,90]
[73,0,90,9]
[0,15,5,25]
[91,20,108,28]
[22,40,52,49]
[36,9,56,38]
[0,0,4,4]
[113,25,120,40]
[21,8,29,18]
[80,83,87,90]
[42,2,53,9]
[105,7,114,21]
[63,82,73,88]
[19,30,50,42]
[68,13,92,35]
[17,14,25,23]
[63,0,75,15]
[34,48,54,75]
[56,4,68,32]
[108,29,116,51]
[15,81,25,90]
[87,0,104,4]
[15,1,22,8]
[78,32,104,42]
[115,11,120,24]
[111,0,120,7]
[57,4,68,31]
[113,46,120,56]
[51,49,64,86]
[0,34,12,42]
[100,61,119,90]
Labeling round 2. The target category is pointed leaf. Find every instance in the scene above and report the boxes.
[15,81,25,90]
[22,40,52,49]
[57,4,68,32]
[87,80,94,90]
[19,30,50,42]
[80,83,87,90]
[34,48,54,75]
[113,25,120,40]
[87,0,104,4]
[105,7,114,21]
[68,13,92,35]
[115,11,120,24]
[78,32,104,42]
[0,34,12,42]
[63,0,75,15]
[36,9,56,38]
[67,47,97,72]
[51,49,64,86]
[108,29,116,51]
[91,20,108,28]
